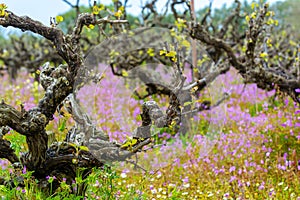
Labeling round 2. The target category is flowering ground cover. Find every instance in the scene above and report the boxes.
[0,67,300,199]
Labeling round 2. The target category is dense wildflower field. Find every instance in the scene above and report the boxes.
[0,67,300,200]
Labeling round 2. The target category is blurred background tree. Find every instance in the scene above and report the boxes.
[0,0,299,79]
[271,0,300,35]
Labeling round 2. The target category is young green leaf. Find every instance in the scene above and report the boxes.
[58,118,66,132]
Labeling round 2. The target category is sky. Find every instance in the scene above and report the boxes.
[1,0,282,26]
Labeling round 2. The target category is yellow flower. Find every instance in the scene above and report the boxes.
[260,52,268,59]
[0,3,7,17]
[114,10,123,18]
[159,50,166,55]
[147,48,155,57]
[266,38,272,47]
[55,15,64,24]
[250,12,257,19]
[166,51,176,57]
[260,52,268,58]
[266,18,274,25]
[245,15,250,22]
[88,24,95,29]
[0,9,5,17]
[121,136,138,150]
[93,5,100,15]
[175,18,187,31]
[121,69,128,77]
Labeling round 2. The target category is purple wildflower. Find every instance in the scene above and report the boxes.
[22,166,27,174]
[183,177,189,183]
[229,166,236,173]
[258,182,265,190]
[229,176,236,182]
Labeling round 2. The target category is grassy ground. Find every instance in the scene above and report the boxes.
[0,68,300,199]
